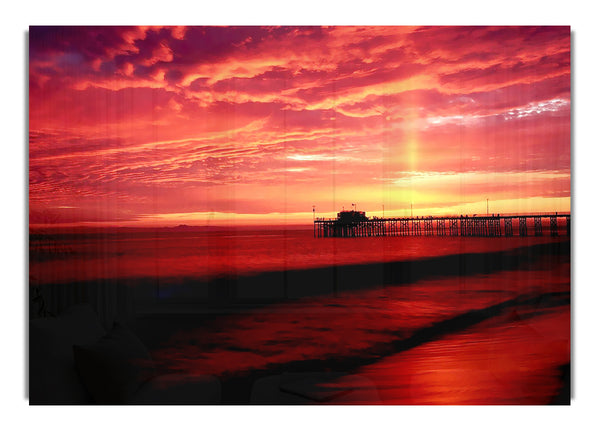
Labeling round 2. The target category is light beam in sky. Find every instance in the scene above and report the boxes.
[29,26,571,227]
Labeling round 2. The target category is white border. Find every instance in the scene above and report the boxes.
[3,2,599,430]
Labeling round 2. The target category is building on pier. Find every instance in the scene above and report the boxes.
[336,210,368,223]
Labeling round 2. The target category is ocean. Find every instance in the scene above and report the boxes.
[29,227,571,404]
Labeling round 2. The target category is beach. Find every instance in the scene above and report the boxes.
[29,227,570,404]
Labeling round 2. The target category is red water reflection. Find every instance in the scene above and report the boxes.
[151,260,570,405]
[30,228,570,404]
[29,228,562,285]
[347,305,569,404]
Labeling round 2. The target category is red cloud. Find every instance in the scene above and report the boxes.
[29,26,571,226]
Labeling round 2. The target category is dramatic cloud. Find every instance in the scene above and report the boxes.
[29,26,570,226]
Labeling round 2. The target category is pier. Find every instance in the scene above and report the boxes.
[314,210,571,238]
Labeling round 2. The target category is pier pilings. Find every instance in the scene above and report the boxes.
[314,214,571,238]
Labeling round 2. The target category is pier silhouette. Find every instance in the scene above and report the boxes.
[314,210,571,238]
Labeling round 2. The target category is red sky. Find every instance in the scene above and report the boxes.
[29,26,570,227]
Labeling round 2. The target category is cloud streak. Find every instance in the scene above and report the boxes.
[29,26,571,226]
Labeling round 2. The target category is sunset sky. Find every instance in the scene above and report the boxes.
[29,26,571,227]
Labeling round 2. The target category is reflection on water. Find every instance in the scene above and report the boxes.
[151,259,570,404]
[336,305,569,404]
[29,228,570,404]
[29,228,564,284]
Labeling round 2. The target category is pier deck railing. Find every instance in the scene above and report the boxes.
[314,214,570,238]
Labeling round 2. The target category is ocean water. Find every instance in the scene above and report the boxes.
[29,227,566,284]
[29,227,570,404]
